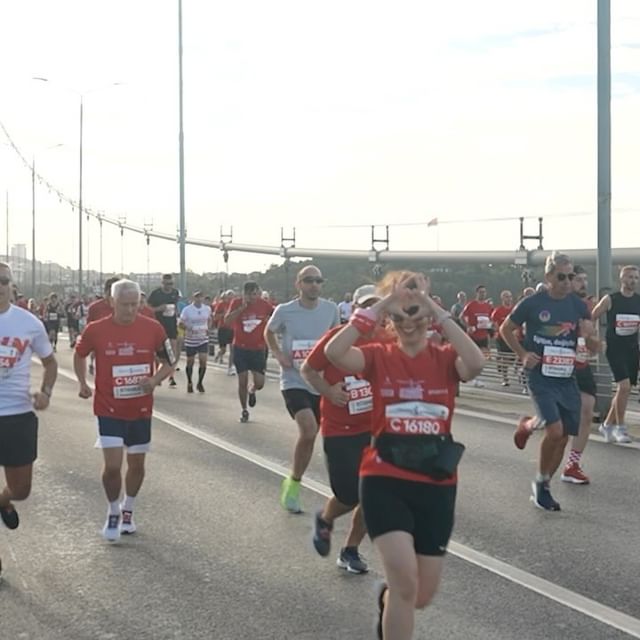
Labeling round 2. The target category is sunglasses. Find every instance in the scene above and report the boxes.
[0,276,11,286]
[301,277,324,284]
[556,273,576,282]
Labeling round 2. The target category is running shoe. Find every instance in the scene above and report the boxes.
[598,423,615,443]
[280,477,302,513]
[514,416,534,450]
[102,514,121,542]
[312,511,332,557]
[169,378,177,388]
[472,379,484,388]
[374,581,388,640]
[613,425,632,444]
[227,369,236,377]
[521,386,529,395]
[187,382,194,394]
[530,481,561,511]
[337,547,368,574]
[501,380,510,387]
[560,462,590,485]
[248,391,257,408]
[0,504,19,530]
[197,383,205,393]
[240,409,249,423]
[120,510,137,535]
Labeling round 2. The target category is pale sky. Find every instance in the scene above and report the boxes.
[1,1,639,279]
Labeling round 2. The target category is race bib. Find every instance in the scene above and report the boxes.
[615,314,640,337]
[385,401,449,435]
[190,322,208,340]
[242,317,262,334]
[291,339,316,370]
[541,346,575,378]
[48,313,58,321]
[112,363,151,399]
[344,376,373,415]
[163,304,176,318]
[477,315,491,330]
[0,345,18,379]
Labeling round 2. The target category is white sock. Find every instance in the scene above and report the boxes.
[121,495,136,512]
[108,501,120,516]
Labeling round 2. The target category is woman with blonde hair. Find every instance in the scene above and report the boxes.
[325,271,484,640]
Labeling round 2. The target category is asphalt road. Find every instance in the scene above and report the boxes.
[1,344,639,640]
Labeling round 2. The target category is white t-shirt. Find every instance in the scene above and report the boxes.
[337,300,353,322]
[0,305,53,416]
[180,303,212,346]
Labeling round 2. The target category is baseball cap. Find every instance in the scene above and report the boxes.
[192,290,202,296]
[353,284,380,306]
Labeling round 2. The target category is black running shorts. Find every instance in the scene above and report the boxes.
[575,365,597,398]
[233,347,267,374]
[606,347,639,385]
[217,327,234,348]
[281,388,321,423]
[360,476,456,556]
[323,433,370,507]
[185,343,209,357]
[0,412,38,467]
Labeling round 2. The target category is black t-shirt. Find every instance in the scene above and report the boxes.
[606,292,640,350]
[147,287,180,329]
[46,304,62,324]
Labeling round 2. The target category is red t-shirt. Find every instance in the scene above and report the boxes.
[462,300,494,340]
[75,315,169,420]
[358,341,460,485]
[305,326,378,437]
[491,305,513,333]
[212,300,231,328]
[139,305,156,319]
[87,298,112,323]
[227,298,274,350]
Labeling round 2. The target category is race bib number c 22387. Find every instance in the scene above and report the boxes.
[541,346,576,378]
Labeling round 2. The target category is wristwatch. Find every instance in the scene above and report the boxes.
[41,385,53,398]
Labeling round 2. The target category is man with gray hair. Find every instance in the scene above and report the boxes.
[74,279,175,542]
[500,252,593,511]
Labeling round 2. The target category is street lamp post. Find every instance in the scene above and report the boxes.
[31,157,35,295]
[32,78,121,294]
[178,0,187,297]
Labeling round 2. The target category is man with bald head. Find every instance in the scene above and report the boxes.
[265,265,340,513]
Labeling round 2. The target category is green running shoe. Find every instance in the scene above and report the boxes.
[280,477,302,513]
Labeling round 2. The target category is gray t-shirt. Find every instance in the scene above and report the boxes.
[266,298,340,392]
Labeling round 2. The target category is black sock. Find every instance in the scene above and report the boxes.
[198,366,206,384]
[186,365,193,384]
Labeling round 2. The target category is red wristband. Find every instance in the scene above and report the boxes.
[349,308,378,334]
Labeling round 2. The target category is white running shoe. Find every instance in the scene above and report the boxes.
[472,379,484,388]
[102,514,121,542]
[227,369,236,376]
[612,425,632,444]
[120,509,137,534]
[598,423,616,443]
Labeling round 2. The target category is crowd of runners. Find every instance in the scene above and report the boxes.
[1,252,639,639]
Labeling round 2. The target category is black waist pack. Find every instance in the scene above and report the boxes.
[373,434,465,480]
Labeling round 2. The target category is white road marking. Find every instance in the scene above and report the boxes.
[53,364,640,636]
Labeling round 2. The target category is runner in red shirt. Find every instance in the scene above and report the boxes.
[491,290,514,386]
[461,285,493,388]
[213,290,236,374]
[138,292,156,319]
[302,284,385,575]
[224,281,274,422]
[74,279,175,543]
[86,276,120,376]
[325,271,484,640]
